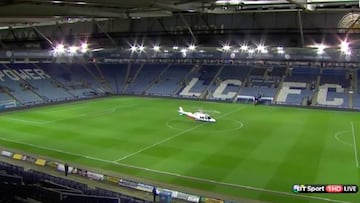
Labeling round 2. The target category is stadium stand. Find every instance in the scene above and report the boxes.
[97,63,128,94]
[320,68,350,88]
[146,64,193,97]
[0,161,150,203]
[179,64,222,98]
[0,62,359,110]
[126,63,169,95]
[7,63,74,102]
[39,63,102,99]
[0,64,44,105]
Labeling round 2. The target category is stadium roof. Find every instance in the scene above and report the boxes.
[0,0,358,28]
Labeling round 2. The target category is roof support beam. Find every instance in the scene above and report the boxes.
[32,26,53,46]
[0,40,8,49]
[157,18,177,44]
[9,26,18,41]
[93,20,118,47]
[297,10,304,47]
[179,14,197,44]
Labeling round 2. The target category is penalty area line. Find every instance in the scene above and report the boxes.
[350,121,359,168]
[0,137,351,203]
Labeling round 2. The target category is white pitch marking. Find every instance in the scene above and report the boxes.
[1,104,136,125]
[40,105,89,113]
[114,107,244,162]
[0,136,351,203]
[350,121,359,168]
[3,117,43,124]
[334,130,353,147]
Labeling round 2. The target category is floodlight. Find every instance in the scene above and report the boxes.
[153,45,160,52]
[54,44,65,53]
[256,44,266,53]
[138,45,145,52]
[277,47,284,54]
[80,43,88,53]
[130,45,137,52]
[188,44,196,51]
[340,41,351,55]
[248,49,255,54]
[240,45,248,51]
[222,44,231,51]
[69,46,79,53]
[317,44,326,55]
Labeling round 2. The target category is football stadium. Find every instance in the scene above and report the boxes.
[0,1,359,203]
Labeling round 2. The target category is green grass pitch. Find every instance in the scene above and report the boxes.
[0,96,359,203]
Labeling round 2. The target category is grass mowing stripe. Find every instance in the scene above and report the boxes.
[0,97,358,203]
[0,136,350,203]
[350,121,359,168]
[114,107,245,162]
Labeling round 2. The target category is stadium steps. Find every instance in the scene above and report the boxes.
[32,63,76,98]
[354,69,357,93]
[308,75,321,106]
[243,66,254,88]
[272,75,286,104]
[311,90,319,106]
[5,91,23,106]
[201,65,224,99]
[121,62,132,94]
[232,67,253,102]
[122,63,144,94]
[28,88,46,102]
[93,63,114,93]
[81,64,112,93]
[172,64,199,96]
[349,93,353,108]
[143,63,172,95]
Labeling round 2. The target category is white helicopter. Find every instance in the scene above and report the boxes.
[178,107,216,123]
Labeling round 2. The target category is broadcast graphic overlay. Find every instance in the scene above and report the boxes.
[293,184,358,194]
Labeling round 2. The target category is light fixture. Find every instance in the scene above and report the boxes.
[316,44,326,55]
[54,44,65,54]
[138,45,145,52]
[69,46,79,53]
[340,41,351,55]
[256,44,266,53]
[248,49,255,54]
[222,44,231,52]
[188,44,196,51]
[80,43,88,53]
[277,47,284,54]
[153,45,160,52]
[130,45,137,52]
[240,45,248,51]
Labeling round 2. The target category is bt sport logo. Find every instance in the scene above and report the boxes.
[293,184,358,193]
